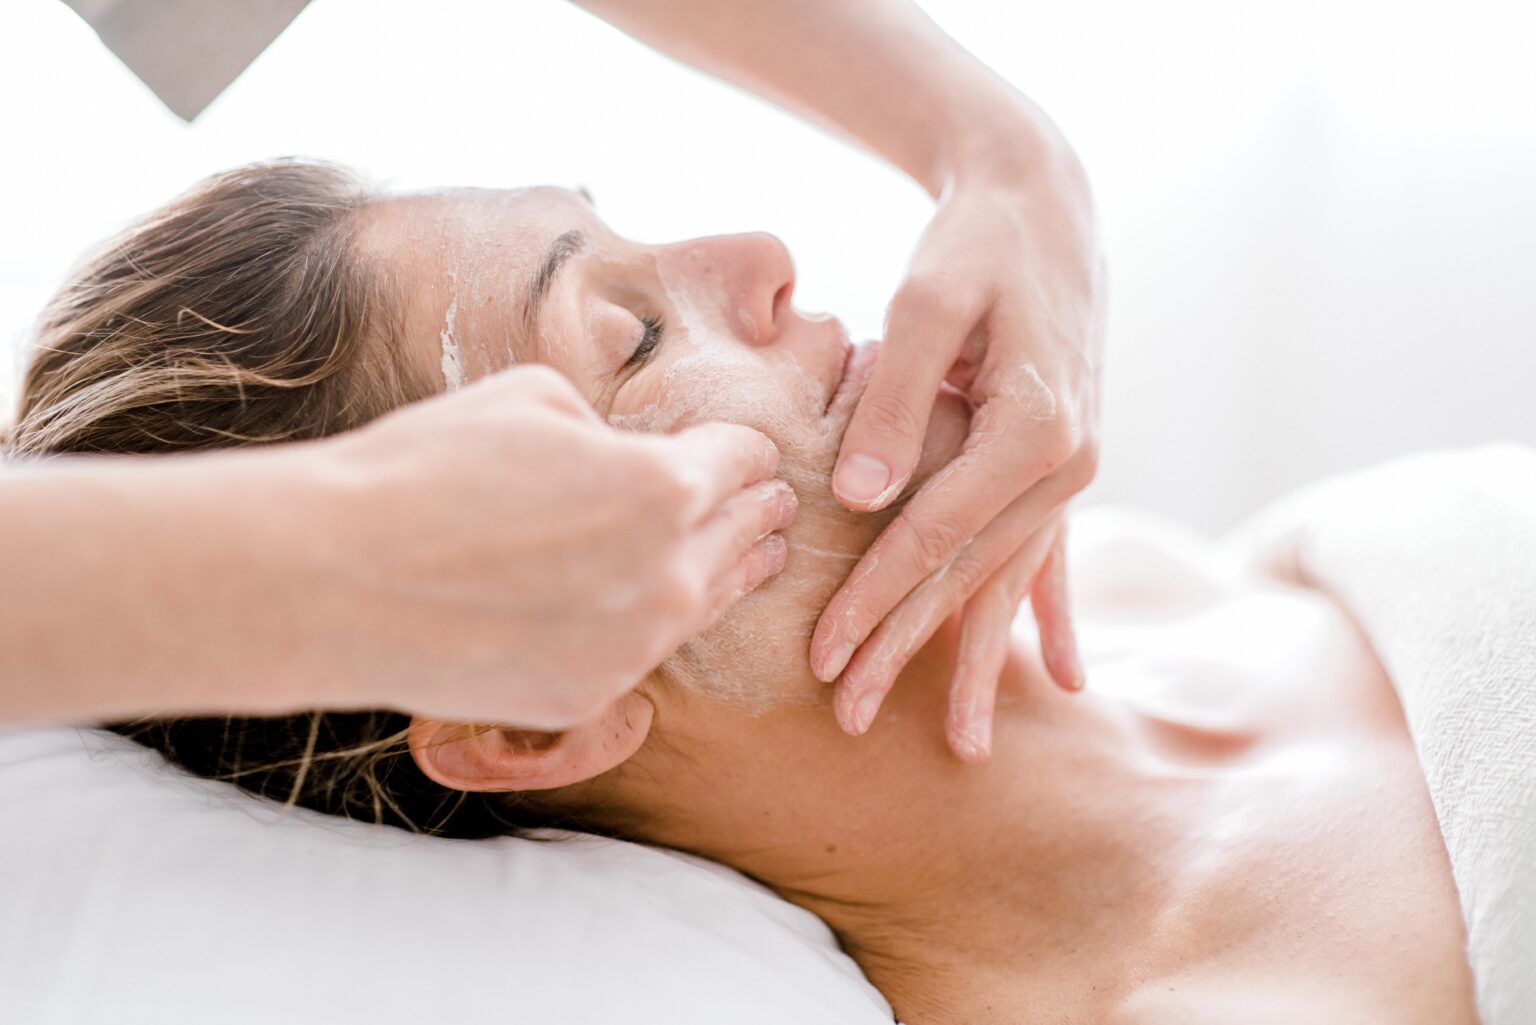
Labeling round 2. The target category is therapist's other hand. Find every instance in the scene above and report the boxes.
[811,141,1103,756]
[323,366,794,730]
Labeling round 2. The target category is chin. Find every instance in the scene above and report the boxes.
[657,382,973,717]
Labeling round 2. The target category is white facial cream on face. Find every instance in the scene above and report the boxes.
[439,285,465,391]
[607,249,875,715]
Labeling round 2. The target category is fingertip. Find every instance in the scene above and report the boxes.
[762,532,789,575]
[737,533,789,601]
[733,425,780,482]
[1062,664,1086,692]
[816,641,854,685]
[950,724,992,764]
[836,684,885,737]
[708,421,780,479]
[852,688,885,735]
[810,600,855,682]
[761,433,783,476]
[948,673,997,764]
[773,481,799,528]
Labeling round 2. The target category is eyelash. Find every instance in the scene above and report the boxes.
[625,314,665,369]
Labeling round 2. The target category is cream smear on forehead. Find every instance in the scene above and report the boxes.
[426,188,550,388]
[439,281,465,391]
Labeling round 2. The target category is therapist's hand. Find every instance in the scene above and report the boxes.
[811,139,1104,760]
[321,366,795,730]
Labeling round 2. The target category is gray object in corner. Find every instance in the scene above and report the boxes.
[60,0,312,121]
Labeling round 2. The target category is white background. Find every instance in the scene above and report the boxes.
[2,0,1532,532]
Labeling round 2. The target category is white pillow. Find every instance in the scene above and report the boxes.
[0,726,893,1024]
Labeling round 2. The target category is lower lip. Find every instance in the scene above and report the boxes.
[825,338,879,415]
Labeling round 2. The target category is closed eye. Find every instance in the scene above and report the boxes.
[625,314,665,369]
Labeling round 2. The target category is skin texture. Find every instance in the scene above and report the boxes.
[577,0,1106,752]
[364,185,972,718]
[379,189,1475,1023]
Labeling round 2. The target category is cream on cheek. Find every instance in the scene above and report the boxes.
[605,252,883,714]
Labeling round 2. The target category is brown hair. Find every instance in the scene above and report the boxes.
[8,159,536,838]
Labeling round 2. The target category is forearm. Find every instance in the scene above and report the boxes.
[0,449,343,726]
[571,0,1073,196]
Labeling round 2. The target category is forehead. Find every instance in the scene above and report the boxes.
[368,186,600,385]
[389,185,595,256]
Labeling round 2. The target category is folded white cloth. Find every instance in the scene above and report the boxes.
[1224,443,1536,1025]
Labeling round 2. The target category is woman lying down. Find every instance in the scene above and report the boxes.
[10,160,1481,1024]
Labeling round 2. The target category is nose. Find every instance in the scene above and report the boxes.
[690,232,795,346]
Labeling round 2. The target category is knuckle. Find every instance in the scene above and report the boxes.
[1036,429,1075,476]
[858,387,927,441]
[907,513,971,573]
[642,455,699,518]
[944,543,992,598]
[519,363,570,397]
[632,630,677,673]
[659,564,708,617]
[893,274,969,326]
[1074,437,1102,485]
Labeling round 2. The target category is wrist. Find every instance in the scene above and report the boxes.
[255,435,389,714]
[926,91,1087,203]
[194,440,374,716]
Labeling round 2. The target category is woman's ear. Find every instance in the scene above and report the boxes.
[408,691,654,793]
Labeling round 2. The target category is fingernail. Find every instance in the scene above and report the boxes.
[763,533,788,574]
[852,689,884,735]
[818,642,855,684]
[833,454,891,507]
[776,485,799,526]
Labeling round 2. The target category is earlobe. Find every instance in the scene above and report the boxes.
[408,693,654,793]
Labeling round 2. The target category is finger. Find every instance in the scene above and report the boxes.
[812,408,1075,683]
[946,566,1026,763]
[480,364,602,421]
[1030,525,1085,691]
[946,544,1041,762]
[696,533,789,637]
[690,479,798,584]
[833,493,1063,737]
[832,281,983,511]
[658,422,782,523]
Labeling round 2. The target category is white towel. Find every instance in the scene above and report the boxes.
[1224,443,1536,1024]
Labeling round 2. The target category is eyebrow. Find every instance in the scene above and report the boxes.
[521,229,586,339]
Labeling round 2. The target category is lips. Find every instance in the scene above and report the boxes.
[824,338,880,417]
[824,337,853,412]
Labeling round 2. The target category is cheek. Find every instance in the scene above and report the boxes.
[661,575,832,714]
[657,475,895,716]
[607,340,837,467]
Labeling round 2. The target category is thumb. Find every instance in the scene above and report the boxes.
[833,286,972,511]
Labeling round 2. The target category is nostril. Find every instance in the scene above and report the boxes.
[771,279,795,324]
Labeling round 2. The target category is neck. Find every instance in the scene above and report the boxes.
[610,625,1198,1019]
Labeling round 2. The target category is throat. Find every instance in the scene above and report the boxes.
[713,657,1203,1018]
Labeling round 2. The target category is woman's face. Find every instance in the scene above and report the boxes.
[367,186,969,713]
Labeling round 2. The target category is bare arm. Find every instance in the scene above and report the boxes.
[0,446,332,725]
[0,369,792,729]
[571,0,1052,196]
